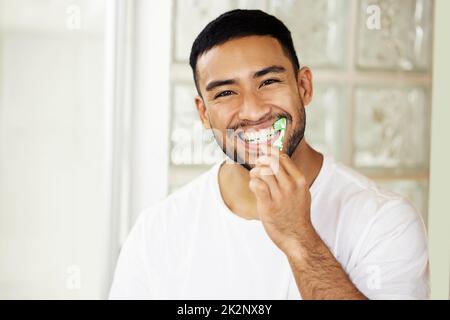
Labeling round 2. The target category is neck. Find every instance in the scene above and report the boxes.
[218,140,324,221]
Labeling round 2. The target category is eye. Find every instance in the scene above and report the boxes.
[215,90,235,99]
[260,78,280,88]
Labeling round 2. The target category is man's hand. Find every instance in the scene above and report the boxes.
[249,148,367,299]
[248,149,312,255]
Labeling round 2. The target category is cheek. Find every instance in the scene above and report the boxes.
[208,99,243,129]
[261,88,304,137]
[206,106,237,145]
[260,87,300,115]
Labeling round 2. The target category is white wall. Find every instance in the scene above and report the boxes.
[0,0,172,299]
[128,0,171,227]
[0,0,112,299]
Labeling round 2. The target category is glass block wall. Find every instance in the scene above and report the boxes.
[168,0,433,224]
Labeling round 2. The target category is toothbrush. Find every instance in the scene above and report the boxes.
[273,117,286,151]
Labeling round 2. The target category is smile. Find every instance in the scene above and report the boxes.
[238,126,278,144]
[236,118,285,148]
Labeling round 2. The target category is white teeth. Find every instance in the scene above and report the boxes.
[240,127,276,144]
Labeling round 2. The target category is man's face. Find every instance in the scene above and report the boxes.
[194,35,311,170]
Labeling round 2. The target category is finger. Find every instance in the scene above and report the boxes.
[256,154,280,174]
[256,153,288,186]
[250,166,281,200]
[259,150,306,189]
[278,153,307,187]
[249,177,272,204]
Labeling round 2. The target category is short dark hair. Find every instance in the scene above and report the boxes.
[189,9,300,95]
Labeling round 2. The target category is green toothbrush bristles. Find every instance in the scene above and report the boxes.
[273,117,286,151]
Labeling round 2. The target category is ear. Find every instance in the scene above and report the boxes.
[296,67,313,106]
[195,95,211,129]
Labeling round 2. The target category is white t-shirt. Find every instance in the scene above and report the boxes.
[109,155,429,299]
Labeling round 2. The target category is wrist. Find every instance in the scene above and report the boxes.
[283,222,320,262]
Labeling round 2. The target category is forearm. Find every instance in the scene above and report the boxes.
[285,225,368,300]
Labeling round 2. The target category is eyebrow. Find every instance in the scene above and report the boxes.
[205,65,286,92]
[205,79,236,92]
[253,65,286,78]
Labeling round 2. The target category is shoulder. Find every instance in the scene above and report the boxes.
[330,160,423,223]
[323,159,427,252]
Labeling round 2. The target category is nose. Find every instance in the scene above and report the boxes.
[238,91,271,122]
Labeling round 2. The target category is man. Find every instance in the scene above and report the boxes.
[109,9,429,299]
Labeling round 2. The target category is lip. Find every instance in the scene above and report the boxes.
[232,117,287,155]
[235,128,281,153]
[235,120,277,136]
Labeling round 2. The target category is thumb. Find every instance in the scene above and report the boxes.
[249,177,272,206]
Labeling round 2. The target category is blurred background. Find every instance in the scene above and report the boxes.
[0,0,448,299]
